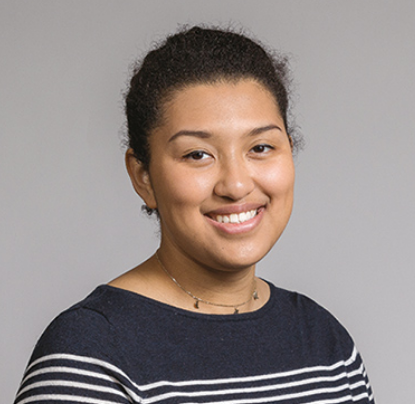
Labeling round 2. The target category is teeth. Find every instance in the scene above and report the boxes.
[215,209,257,224]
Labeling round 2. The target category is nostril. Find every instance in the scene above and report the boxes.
[213,167,255,201]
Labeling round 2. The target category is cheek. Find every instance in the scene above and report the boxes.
[153,166,214,210]
[260,160,295,197]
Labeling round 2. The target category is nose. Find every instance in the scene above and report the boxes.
[213,157,255,201]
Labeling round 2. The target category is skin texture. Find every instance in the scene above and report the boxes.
[112,79,295,314]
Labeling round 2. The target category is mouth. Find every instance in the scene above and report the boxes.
[204,205,265,235]
[214,209,258,224]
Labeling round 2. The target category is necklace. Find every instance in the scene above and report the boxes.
[155,251,259,314]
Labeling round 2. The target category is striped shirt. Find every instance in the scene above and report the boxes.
[15,283,374,404]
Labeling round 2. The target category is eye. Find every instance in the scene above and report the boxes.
[183,150,210,160]
[251,144,274,154]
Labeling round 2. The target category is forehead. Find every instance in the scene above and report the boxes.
[159,79,283,132]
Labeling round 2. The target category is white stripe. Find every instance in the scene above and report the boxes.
[18,366,143,403]
[301,386,373,404]
[22,355,142,401]
[17,361,370,404]
[351,391,373,403]
[16,380,126,399]
[16,348,372,404]
[142,365,366,404]
[346,363,365,379]
[15,393,128,404]
[296,390,371,404]
[21,366,115,385]
[24,346,359,393]
[144,346,359,390]
[181,381,368,404]
[26,353,132,380]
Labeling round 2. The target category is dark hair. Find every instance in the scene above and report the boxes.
[125,25,301,173]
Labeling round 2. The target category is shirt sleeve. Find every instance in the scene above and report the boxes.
[14,307,141,404]
[296,292,375,403]
[343,345,375,403]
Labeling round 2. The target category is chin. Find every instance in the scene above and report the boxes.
[206,244,272,272]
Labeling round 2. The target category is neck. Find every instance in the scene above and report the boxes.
[155,247,258,314]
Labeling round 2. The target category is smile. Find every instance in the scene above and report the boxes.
[215,210,257,224]
[205,205,265,235]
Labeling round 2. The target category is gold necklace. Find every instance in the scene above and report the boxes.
[155,251,259,314]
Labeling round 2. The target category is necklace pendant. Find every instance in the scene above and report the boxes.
[156,251,257,314]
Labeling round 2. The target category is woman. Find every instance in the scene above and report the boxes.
[15,26,375,404]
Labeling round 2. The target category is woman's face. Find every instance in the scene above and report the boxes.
[133,79,295,271]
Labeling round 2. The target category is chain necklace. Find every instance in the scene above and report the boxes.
[155,251,259,314]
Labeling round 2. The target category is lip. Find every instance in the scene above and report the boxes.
[205,203,264,216]
[204,204,265,235]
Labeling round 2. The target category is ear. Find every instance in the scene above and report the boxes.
[125,149,157,209]
[287,134,293,150]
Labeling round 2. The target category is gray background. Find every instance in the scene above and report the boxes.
[2,1,414,402]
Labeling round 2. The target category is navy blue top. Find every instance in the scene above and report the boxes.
[15,282,374,403]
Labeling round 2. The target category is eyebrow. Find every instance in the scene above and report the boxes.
[248,124,283,136]
[168,125,283,142]
[168,130,211,142]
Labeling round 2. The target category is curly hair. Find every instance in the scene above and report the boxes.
[125,25,300,174]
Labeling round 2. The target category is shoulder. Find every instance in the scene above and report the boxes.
[29,286,122,363]
[269,281,349,329]
[15,287,142,404]
[267,282,355,359]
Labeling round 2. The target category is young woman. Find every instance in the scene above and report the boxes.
[14,26,375,404]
